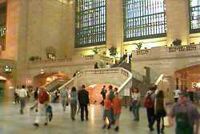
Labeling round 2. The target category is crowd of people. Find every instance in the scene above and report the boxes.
[12,84,199,134]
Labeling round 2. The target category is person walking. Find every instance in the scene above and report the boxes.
[60,87,68,111]
[100,85,107,105]
[33,87,50,127]
[155,90,166,134]
[169,92,199,134]
[78,85,89,121]
[131,87,141,121]
[70,86,78,120]
[14,86,20,104]
[102,95,112,129]
[144,87,156,131]
[174,88,181,102]
[108,85,115,124]
[112,92,122,132]
[18,85,28,114]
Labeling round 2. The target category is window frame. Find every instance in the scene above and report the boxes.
[75,0,106,48]
[123,0,166,41]
[189,0,200,33]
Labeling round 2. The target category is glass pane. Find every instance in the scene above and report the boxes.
[75,0,106,47]
[124,0,166,40]
[190,0,200,32]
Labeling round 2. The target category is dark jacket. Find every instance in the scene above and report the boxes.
[78,89,89,105]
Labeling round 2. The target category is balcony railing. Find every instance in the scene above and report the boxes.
[132,44,200,60]
[136,49,150,55]
[168,45,197,52]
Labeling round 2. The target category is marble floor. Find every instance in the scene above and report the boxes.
[0,101,175,134]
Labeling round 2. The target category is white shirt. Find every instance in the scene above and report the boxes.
[18,88,27,98]
[124,88,130,96]
[131,92,141,101]
[174,89,181,98]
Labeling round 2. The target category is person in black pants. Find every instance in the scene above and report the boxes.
[78,85,89,121]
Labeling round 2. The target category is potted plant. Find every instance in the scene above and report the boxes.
[172,39,182,47]
[92,47,99,55]
[109,46,117,57]
[109,46,118,63]
[136,42,143,50]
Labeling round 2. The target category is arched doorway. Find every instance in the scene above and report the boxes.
[33,72,69,87]
[175,64,200,90]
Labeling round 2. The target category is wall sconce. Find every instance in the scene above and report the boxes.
[3,65,12,74]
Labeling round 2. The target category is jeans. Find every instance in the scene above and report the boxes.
[156,113,164,134]
[80,105,88,121]
[146,108,155,129]
[132,103,140,121]
[61,98,67,111]
[19,97,26,114]
[70,102,77,120]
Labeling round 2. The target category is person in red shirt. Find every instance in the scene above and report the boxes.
[112,92,122,131]
[33,87,50,127]
[102,96,112,129]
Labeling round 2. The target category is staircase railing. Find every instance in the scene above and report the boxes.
[44,78,60,91]
[58,67,133,94]
[118,68,133,96]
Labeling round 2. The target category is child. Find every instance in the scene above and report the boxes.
[112,92,122,131]
[102,96,112,129]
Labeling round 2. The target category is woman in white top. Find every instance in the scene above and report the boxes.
[131,87,141,121]
[173,88,181,102]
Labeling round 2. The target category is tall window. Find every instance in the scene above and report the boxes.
[124,0,166,41]
[75,0,106,48]
[0,3,6,50]
[190,0,200,33]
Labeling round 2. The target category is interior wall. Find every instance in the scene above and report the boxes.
[26,0,69,60]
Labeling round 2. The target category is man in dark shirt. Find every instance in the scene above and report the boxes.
[78,85,89,121]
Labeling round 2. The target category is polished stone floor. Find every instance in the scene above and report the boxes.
[0,101,175,134]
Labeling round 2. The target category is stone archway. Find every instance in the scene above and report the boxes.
[33,72,69,87]
[175,64,200,90]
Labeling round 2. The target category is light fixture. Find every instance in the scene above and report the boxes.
[3,65,12,74]
[40,69,44,74]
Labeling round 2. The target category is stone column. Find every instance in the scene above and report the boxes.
[64,1,75,58]
[165,0,189,46]
[16,0,29,85]
[106,0,123,56]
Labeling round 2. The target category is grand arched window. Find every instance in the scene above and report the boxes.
[0,2,6,50]
[190,0,200,33]
[124,0,166,41]
[75,0,106,48]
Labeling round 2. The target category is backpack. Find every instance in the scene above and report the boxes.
[39,91,49,104]
[144,95,154,108]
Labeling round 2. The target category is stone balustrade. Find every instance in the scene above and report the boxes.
[136,49,150,55]
[59,67,133,95]
[168,45,197,52]
[28,56,95,69]
[133,44,200,61]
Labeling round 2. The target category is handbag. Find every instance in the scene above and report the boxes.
[163,116,171,127]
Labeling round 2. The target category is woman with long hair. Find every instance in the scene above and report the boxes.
[155,90,166,134]
[70,87,78,120]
